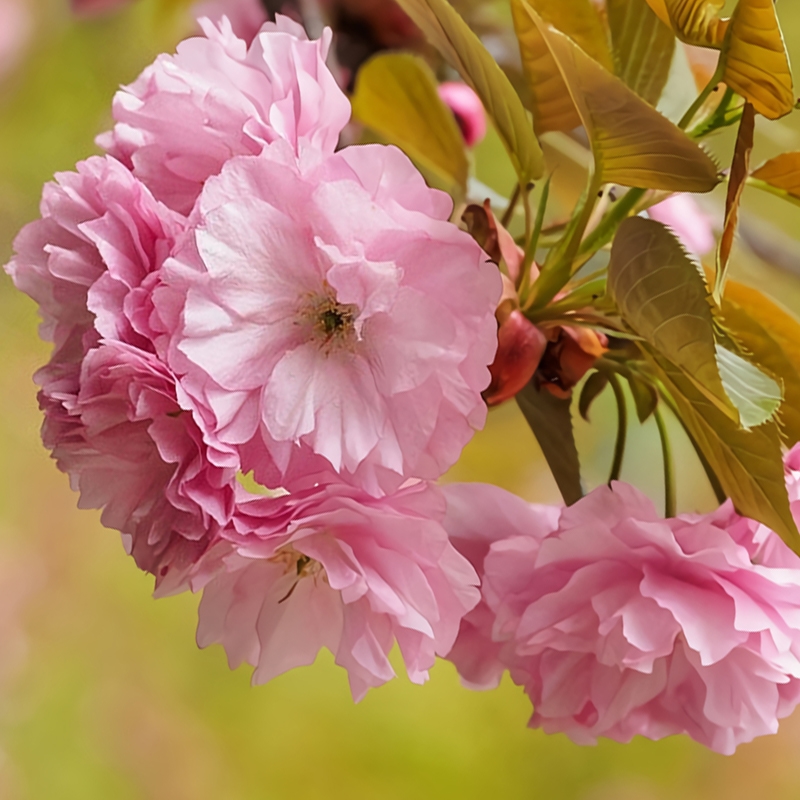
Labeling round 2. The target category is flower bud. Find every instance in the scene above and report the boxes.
[537,326,607,399]
[437,82,487,147]
[484,310,547,406]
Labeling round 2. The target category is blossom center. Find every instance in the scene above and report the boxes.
[270,544,325,602]
[301,292,360,352]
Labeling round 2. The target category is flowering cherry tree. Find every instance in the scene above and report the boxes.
[8,0,800,756]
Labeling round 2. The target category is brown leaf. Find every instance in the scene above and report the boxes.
[716,101,755,300]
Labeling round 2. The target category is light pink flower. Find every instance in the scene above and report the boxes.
[6,155,185,363]
[647,193,715,256]
[192,0,268,44]
[446,481,800,754]
[98,16,350,214]
[197,481,480,700]
[5,156,239,594]
[442,482,560,689]
[437,82,486,148]
[50,343,237,595]
[159,140,501,495]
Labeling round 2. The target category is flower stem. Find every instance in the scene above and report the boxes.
[607,373,627,484]
[678,62,725,131]
[500,183,521,228]
[576,187,645,263]
[654,406,676,518]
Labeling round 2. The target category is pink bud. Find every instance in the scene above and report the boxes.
[484,310,547,406]
[438,82,487,148]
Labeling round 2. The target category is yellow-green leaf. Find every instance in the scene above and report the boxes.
[749,152,800,206]
[517,382,583,505]
[521,2,719,191]
[608,0,676,106]
[721,0,794,120]
[716,101,755,300]
[511,0,612,135]
[722,281,800,446]
[351,53,469,195]
[643,0,728,48]
[653,353,800,554]
[511,0,582,135]
[527,0,613,70]
[394,0,544,185]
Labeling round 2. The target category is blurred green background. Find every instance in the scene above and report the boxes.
[4,1,800,797]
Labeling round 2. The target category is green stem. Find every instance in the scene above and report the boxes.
[678,62,726,130]
[519,176,552,304]
[653,407,676,518]
[501,183,521,228]
[522,185,533,245]
[607,373,627,484]
[657,386,727,505]
[576,187,646,262]
[529,172,602,309]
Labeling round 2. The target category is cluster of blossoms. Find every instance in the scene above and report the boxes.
[8,15,800,754]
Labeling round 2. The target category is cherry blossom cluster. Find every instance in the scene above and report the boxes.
[8,16,800,753]
[8,16,499,698]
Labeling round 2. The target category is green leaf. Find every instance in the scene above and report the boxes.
[609,218,781,428]
[395,0,544,186]
[519,3,719,192]
[653,353,800,555]
[517,382,584,504]
[608,217,730,414]
[608,0,676,106]
[578,370,609,420]
[351,53,469,195]
[715,344,782,429]
[716,101,754,300]
[628,374,659,422]
[721,281,800,446]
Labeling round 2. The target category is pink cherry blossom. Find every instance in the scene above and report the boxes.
[196,481,480,700]
[6,155,185,362]
[445,481,800,754]
[192,0,268,44]
[442,482,560,690]
[97,15,350,215]
[159,139,501,495]
[4,156,239,594]
[50,343,237,595]
[437,82,486,148]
